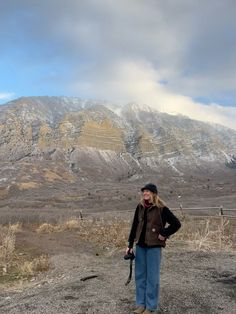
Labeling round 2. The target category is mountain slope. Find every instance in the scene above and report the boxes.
[0,96,235,167]
[0,96,235,210]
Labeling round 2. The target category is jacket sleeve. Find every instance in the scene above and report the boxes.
[127,205,139,248]
[160,206,181,238]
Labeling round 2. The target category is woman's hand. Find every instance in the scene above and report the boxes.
[158,234,166,241]
[126,247,133,254]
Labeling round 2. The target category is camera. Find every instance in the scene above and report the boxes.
[124,250,135,260]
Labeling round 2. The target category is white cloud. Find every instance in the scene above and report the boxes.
[0,92,14,101]
[72,60,236,130]
[0,1,236,129]
[65,0,236,99]
[2,0,235,100]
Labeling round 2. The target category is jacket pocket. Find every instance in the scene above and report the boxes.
[150,225,159,239]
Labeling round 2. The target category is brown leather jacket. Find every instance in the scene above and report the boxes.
[134,204,166,247]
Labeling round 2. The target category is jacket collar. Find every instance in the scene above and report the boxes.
[140,203,156,211]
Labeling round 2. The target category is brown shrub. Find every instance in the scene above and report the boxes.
[36,218,81,233]
[172,215,234,251]
[61,218,80,230]
[8,222,22,233]
[35,214,235,252]
[0,226,16,274]
[75,217,130,249]
[36,223,58,233]
[19,254,50,276]
[0,223,51,281]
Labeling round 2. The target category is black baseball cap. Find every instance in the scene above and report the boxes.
[141,183,158,194]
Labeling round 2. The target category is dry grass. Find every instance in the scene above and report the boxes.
[17,182,41,190]
[36,216,130,249]
[76,217,130,249]
[63,218,80,230]
[36,222,59,233]
[0,186,9,199]
[0,227,16,274]
[36,217,80,233]
[43,169,62,182]
[172,215,235,251]
[0,223,50,282]
[8,222,22,233]
[35,214,236,252]
[19,255,50,276]
[0,214,234,285]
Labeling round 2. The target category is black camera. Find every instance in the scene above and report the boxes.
[124,250,135,260]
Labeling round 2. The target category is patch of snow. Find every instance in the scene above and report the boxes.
[105,104,123,117]
[98,149,117,163]
[221,150,232,162]
[166,157,183,176]
[198,153,218,162]
[128,174,143,181]
[119,153,131,167]
[143,156,158,169]
[126,102,158,114]
[127,154,142,168]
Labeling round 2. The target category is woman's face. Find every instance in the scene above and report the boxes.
[142,189,152,201]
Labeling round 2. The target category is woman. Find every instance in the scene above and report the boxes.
[126,183,181,314]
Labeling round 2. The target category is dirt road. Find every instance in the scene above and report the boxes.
[0,231,235,314]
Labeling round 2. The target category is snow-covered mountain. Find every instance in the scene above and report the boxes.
[0,96,235,179]
[1,96,235,160]
[0,96,235,210]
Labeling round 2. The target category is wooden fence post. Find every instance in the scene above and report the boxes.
[219,205,224,250]
[179,203,185,219]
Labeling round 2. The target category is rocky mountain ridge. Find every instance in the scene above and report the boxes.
[0,96,235,165]
[0,96,235,211]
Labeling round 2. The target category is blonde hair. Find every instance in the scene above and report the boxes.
[140,192,166,208]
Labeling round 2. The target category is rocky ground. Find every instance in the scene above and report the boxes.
[0,229,235,314]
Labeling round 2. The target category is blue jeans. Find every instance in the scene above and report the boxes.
[135,245,162,311]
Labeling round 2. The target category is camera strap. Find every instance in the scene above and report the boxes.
[125,259,133,286]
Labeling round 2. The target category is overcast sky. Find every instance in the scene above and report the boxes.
[0,0,236,129]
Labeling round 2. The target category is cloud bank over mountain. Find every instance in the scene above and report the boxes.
[0,0,236,128]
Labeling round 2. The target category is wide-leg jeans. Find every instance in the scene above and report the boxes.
[135,245,162,311]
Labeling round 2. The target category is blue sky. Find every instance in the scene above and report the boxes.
[0,0,236,128]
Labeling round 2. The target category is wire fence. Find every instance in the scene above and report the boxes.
[1,204,234,250]
[77,205,236,220]
[1,205,235,226]
[26,205,236,251]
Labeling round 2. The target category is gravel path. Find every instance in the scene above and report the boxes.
[0,235,235,314]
